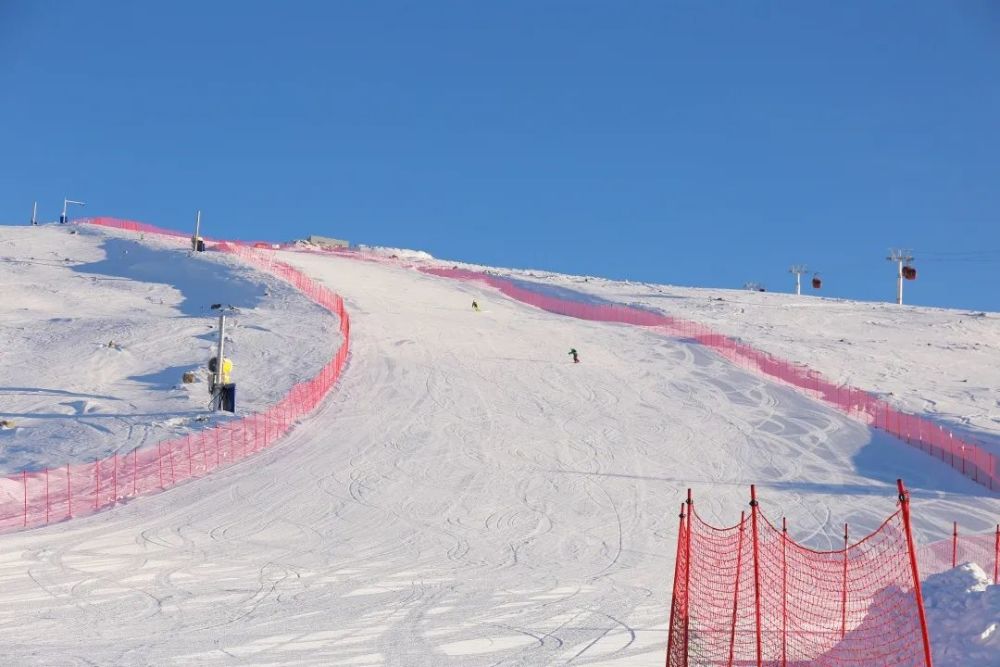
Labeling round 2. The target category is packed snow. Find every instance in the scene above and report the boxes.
[356,244,435,261]
[0,226,996,665]
[923,563,1000,666]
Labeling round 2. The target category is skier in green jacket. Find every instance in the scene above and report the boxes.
[568,348,580,363]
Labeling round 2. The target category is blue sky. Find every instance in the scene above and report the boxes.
[3,1,999,310]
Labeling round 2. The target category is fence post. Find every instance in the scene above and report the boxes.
[45,468,50,524]
[22,470,27,527]
[952,522,958,569]
[168,443,176,484]
[665,502,688,667]
[841,523,848,640]
[684,489,693,667]
[94,460,100,510]
[897,479,934,667]
[781,517,788,667]
[991,453,996,492]
[67,464,72,518]
[727,510,747,667]
[749,485,763,667]
[994,524,999,586]
[158,442,164,488]
[133,448,138,496]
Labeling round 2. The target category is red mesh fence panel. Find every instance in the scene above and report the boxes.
[667,485,934,667]
[83,216,286,249]
[919,526,1000,583]
[0,219,350,532]
[422,267,999,494]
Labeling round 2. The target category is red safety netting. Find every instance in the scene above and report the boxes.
[667,483,934,667]
[0,219,349,531]
[918,524,1000,583]
[422,267,999,493]
[83,216,287,249]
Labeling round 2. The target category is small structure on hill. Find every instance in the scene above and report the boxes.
[307,235,349,250]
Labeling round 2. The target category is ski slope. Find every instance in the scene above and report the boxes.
[0,230,997,664]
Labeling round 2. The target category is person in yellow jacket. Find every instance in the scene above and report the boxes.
[208,356,233,387]
[208,356,236,411]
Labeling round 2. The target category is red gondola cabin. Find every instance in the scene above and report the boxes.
[811,276,822,289]
[902,266,917,280]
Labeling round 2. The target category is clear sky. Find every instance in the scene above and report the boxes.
[3,1,999,310]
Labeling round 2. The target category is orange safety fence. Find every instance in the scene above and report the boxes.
[918,523,1000,582]
[667,482,934,667]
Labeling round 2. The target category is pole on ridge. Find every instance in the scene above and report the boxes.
[192,210,201,251]
[897,479,934,667]
[749,485,763,667]
[887,249,913,305]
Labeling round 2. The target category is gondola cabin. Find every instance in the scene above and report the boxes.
[811,275,822,289]
[902,265,917,280]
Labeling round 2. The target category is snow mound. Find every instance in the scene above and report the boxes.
[357,244,434,260]
[923,563,1000,666]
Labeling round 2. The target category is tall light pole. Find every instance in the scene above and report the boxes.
[213,313,227,411]
[60,198,86,224]
[192,210,202,251]
[887,248,914,305]
[789,264,807,295]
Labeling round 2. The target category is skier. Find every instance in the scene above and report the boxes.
[568,348,580,363]
[472,300,480,312]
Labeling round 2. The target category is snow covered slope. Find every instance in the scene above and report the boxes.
[488,265,1000,456]
[0,225,338,472]
[0,232,996,664]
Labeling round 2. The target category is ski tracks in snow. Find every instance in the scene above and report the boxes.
[0,253,998,665]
